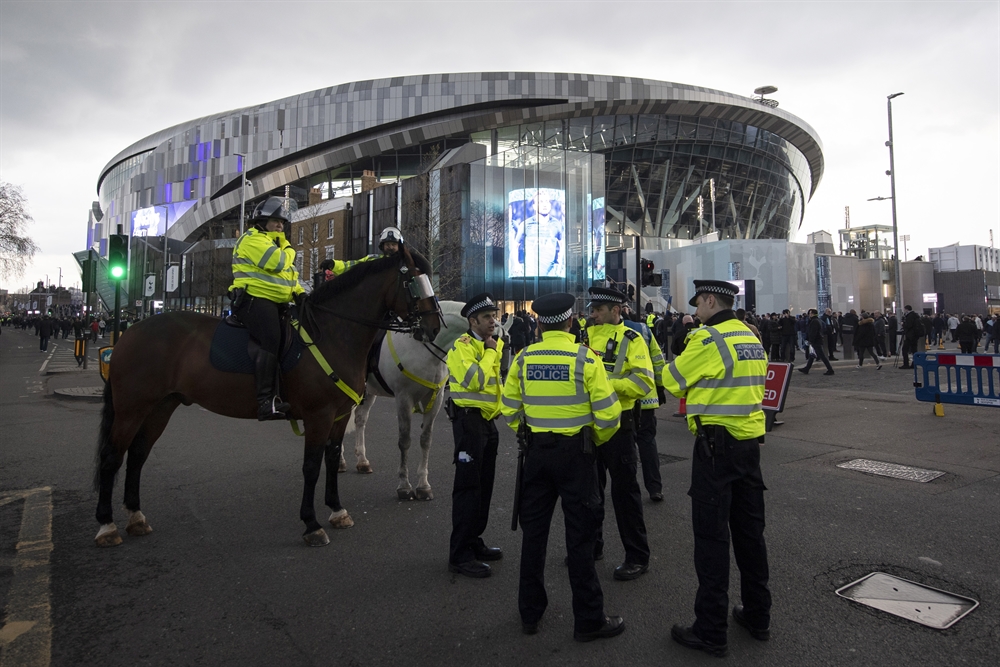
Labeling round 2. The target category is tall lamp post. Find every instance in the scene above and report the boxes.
[886,92,904,313]
[235,153,250,235]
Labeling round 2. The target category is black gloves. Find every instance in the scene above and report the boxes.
[657,386,667,406]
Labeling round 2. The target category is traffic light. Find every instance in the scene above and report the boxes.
[640,258,654,286]
[108,234,128,281]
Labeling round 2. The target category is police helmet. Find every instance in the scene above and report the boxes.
[250,196,296,230]
[379,226,404,252]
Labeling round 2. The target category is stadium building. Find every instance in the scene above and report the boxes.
[85,72,824,312]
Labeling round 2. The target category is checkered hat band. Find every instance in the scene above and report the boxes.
[697,285,736,297]
[538,307,574,324]
[590,293,622,303]
[467,298,495,313]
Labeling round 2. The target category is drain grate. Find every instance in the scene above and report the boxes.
[836,572,978,629]
[658,453,686,464]
[836,458,945,483]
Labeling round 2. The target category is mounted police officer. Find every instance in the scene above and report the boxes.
[501,293,625,642]
[229,196,305,421]
[322,226,405,280]
[662,280,771,658]
[446,293,505,578]
[586,286,654,580]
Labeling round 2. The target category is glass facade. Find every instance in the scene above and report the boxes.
[464,146,604,303]
[473,114,810,242]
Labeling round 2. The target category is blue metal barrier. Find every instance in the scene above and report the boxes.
[913,352,1000,408]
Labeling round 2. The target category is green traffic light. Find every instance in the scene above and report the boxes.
[110,266,125,279]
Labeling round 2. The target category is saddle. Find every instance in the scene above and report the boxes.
[210,314,303,375]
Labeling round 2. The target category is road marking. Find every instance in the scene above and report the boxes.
[37,345,58,375]
[0,487,53,667]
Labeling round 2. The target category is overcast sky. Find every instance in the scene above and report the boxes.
[1,0,997,292]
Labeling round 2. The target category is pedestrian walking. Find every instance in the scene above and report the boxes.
[956,316,978,354]
[38,315,52,352]
[854,313,881,369]
[900,306,922,369]
[798,309,834,375]
[661,280,771,658]
[501,292,626,642]
[446,293,505,578]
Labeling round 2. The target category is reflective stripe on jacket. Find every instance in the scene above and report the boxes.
[501,330,621,445]
[446,332,504,420]
[586,322,655,411]
[624,319,665,410]
[661,314,767,440]
[229,229,304,303]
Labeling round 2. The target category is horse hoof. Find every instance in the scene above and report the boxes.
[303,528,330,547]
[329,510,354,529]
[125,511,153,536]
[337,461,348,473]
[95,524,123,547]
[414,488,434,501]
[356,463,374,474]
[397,488,416,501]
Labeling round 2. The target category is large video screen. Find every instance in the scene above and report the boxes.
[507,188,566,278]
[590,196,606,280]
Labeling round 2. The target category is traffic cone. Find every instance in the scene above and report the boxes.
[673,397,686,418]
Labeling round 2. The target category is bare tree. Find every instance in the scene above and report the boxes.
[0,182,40,280]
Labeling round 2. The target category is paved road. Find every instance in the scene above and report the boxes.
[1,326,997,666]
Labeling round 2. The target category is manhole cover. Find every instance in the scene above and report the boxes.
[658,453,686,464]
[836,458,945,483]
[835,572,978,629]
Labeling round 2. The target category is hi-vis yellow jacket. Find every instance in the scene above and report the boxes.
[447,332,505,420]
[229,229,305,303]
[501,330,621,445]
[661,313,767,440]
[641,333,666,410]
[586,322,655,411]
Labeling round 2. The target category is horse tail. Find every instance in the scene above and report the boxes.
[93,381,115,492]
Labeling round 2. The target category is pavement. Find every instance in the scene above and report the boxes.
[1,325,998,666]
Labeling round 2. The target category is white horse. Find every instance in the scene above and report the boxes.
[341,301,467,500]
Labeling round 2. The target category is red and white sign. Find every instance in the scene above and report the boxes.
[762,362,793,412]
[935,354,1000,367]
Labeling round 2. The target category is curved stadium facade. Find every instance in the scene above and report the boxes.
[89,72,823,308]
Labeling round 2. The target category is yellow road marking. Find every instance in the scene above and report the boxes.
[0,487,53,667]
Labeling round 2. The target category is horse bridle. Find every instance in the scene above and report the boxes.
[301,257,443,337]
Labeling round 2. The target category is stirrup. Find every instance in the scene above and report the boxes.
[258,397,290,421]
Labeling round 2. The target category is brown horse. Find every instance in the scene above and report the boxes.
[93,247,441,547]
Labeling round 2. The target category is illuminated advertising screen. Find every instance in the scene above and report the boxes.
[507,188,566,278]
[130,201,195,236]
[590,196,606,280]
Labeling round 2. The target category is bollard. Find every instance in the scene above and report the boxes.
[673,397,686,418]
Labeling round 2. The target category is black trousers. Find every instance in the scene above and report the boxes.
[234,296,281,354]
[902,336,919,366]
[518,433,605,632]
[875,334,887,358]
[635,409,662,495]
[595,417,650,565]
[959,340,975,353]
[449,410,499,564]
[857,347,879,365]
[802,341,833,373]
[888,330,898,355]
[826,332,838,355]
[689,429,771,644]
[780,334,797,362]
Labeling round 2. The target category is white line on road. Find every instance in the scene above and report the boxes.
[37,345,58,375]
[0,487,53,667]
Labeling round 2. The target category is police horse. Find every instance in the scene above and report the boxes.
[343,301,510,501]
[93,247,441,547]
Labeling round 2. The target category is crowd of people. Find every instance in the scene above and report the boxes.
[1,312,136,354]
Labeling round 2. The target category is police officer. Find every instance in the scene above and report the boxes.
[501,293,625,642]
[586,287,654,580]
[662,280,771,658]
[229,196,305,420]
[446,293,505,578]
[321,227,405,281]
[623,308,667,501]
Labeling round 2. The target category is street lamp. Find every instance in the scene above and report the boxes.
[886,92,904,313]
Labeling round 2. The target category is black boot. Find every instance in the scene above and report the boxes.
[254,350,290,420]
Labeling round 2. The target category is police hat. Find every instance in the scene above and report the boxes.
[587,286,626,307]
[461,293,498,318]
[688,280,739,307]
[532,293,575,324]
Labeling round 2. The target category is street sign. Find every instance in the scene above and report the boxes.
[166,265,179,292]
[762,361,793,432]
[135,300,142,307]
[144,275,156,297]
